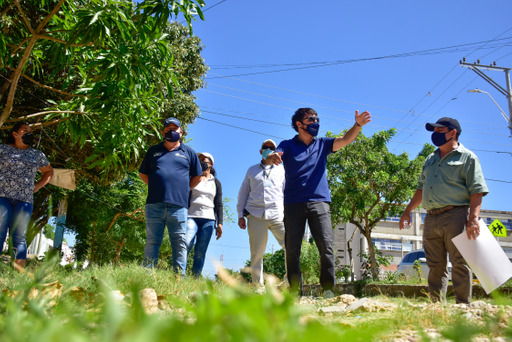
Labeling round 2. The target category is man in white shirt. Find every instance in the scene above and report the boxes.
[237,139,286,285]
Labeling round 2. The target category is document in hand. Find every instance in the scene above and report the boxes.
[452,219,512,294]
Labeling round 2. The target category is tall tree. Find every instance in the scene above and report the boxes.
[0,0,206,179]
[0,1,208,245]
[327,128,434,280]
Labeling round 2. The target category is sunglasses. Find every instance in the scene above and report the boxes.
[262,145,276,150]
[303,116,320,123]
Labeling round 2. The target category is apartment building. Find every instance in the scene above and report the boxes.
[333,208,512,279]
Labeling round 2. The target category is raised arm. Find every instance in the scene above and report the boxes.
[333,110,371,152]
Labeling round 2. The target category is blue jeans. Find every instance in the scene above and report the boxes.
[0,197,33,260]
[143,203,188,273]
[185,217,215,276]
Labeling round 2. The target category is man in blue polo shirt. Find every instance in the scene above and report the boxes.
[139,117,202,272]
[267,108,371,295]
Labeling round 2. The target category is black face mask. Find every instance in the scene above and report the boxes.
[21,132,35,146]
[165,130,180,142]
[431,131,452,147]
[200,161,210,171]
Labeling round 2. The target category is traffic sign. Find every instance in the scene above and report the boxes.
[488,219,507,237]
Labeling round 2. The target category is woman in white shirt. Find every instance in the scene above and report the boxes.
[185,152,223,276]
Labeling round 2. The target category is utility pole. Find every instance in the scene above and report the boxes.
[460,58,512,136]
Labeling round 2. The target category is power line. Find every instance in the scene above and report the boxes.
[202,110,288,127]
[391,26,512,146]
[202,77,506,128]
[195,115,512,184]
[198,108,512,151]
[201,84,508,130]
[206,38,512,78]
[486,178,512,184]
[209,38,512,70]
[198,88,512,142]
[197,117,286,140]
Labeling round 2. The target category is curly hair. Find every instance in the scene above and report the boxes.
[291,108,317,132]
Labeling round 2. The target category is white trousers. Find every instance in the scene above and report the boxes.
[247,214,286,285]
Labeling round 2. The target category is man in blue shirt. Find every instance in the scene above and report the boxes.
[139,117,202,272]
[267,108,371,295]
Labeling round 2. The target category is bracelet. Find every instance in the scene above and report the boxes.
[355,122,362,127]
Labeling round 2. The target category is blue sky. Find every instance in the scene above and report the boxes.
[177,0,512,276]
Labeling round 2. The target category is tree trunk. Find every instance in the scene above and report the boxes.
[347,242,354,282]
[113,236,126,264]
[89,221,97,263]
[365,233,379,280]
[347,227,358,282]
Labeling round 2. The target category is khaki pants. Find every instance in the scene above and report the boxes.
[247,214,286,285]
[423,206,472,303]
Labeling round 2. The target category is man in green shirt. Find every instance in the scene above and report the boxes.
[399,117,488,304]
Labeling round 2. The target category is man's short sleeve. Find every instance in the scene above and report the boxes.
[138,147,152,175]
[324,137,335,155]
[189,148,202,178]
[464,154,489,196]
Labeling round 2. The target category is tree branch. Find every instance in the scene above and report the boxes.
[1,117,71,131]
[0,35,38,128]
[35,0,66,33]
[106,208,144,232]
[14,0,34,34]
[37,34,95,47]
[6,66,88,98]
[9,37,30,57]
[5,110,86,124]
[0,2,12,20]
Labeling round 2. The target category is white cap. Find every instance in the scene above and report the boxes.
[261,139,277,149]
[198,152,214,165]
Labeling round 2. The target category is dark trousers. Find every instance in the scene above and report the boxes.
[423,206,472,304]
[284,201,336,295]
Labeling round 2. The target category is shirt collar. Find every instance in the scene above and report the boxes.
[159,141,184,152]
[434,142,464,158]
[292,134,316,146]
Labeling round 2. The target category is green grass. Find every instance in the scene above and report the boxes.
[0,258,511,341]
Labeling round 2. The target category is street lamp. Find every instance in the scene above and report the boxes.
[468,88,510,124]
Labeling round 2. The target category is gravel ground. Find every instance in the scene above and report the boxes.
[295,294,512,341]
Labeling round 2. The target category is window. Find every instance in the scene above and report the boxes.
[373,238,413,252]
[383,215,401,222]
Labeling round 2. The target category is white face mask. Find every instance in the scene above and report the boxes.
[261,149,273,160]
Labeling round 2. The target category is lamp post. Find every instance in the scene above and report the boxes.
[468,88,512,136]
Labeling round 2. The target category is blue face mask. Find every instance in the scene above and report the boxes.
[165,130,180,142]
[261,149,273,160]
[304,122,320,137]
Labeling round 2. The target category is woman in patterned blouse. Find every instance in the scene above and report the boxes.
[0,122,53,270]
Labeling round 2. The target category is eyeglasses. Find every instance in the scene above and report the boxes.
[303,116,319,123]
[262,145,276,150]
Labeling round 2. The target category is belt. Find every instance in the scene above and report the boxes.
[427,205,455,215]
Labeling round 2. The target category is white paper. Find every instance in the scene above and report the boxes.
[452,219,512,294]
